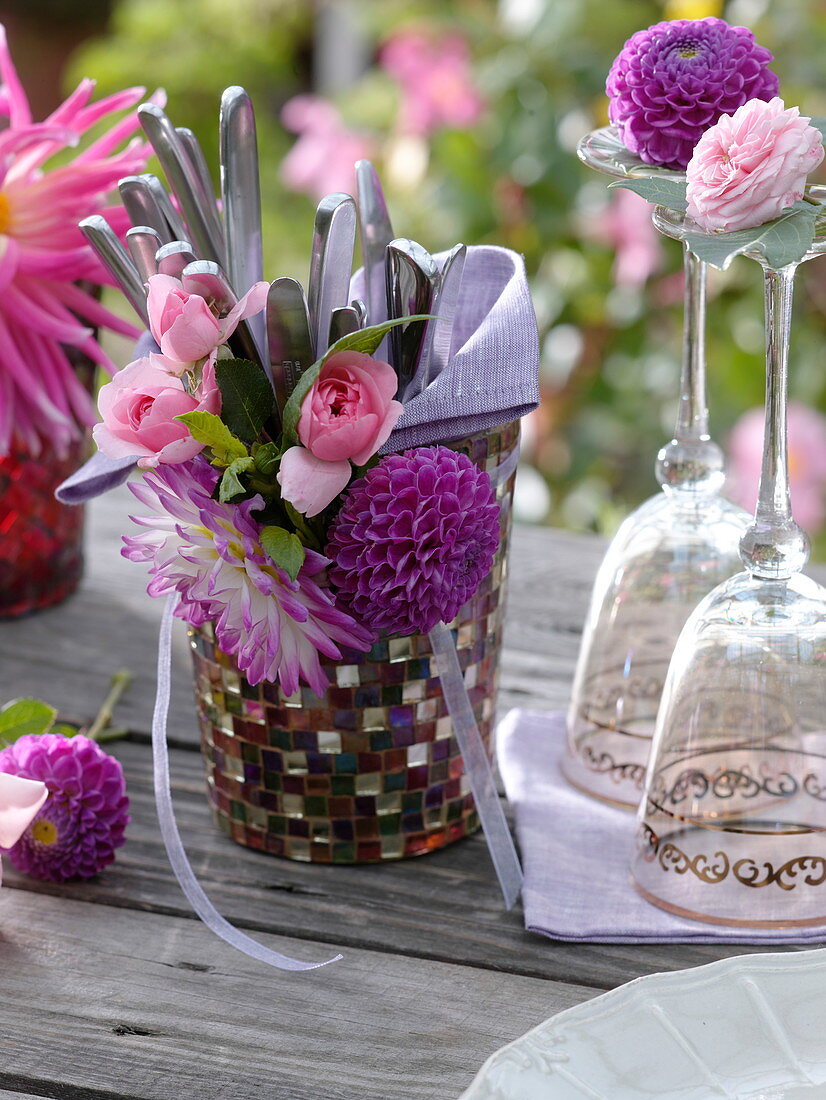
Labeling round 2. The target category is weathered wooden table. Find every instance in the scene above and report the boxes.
[0,486,822,1100]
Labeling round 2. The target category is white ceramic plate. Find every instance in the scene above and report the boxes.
[461,949,826,1099]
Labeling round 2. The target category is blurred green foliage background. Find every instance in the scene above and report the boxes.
[12,0,826,550]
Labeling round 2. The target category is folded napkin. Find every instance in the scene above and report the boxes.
[382,245,539,452]
[498,709,826,944]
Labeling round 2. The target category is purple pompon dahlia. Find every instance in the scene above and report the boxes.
[0,734,129,882]
[123,457,373,696]
[326,446,500,637]
[606,18,779,170]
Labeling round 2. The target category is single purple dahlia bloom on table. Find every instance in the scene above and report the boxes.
[326,447,501,637]
[0,734,129,882]
[123,457,373,697]
[606,17,779,170]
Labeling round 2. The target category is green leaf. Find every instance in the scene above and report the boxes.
[215,358,275,443]
[684,201,819,270]
[176,410,248,466]
[219,456,255,501]
[281,315,431,446]
[0,698,57,742]
[52,722,82,737]
[609,177,688,211]
[260,525,306,582]
[253,441,281,477]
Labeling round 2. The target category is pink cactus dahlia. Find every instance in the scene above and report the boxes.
[0,24,158,456]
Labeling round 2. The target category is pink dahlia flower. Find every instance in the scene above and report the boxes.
[380,31,484,137]
[0,24,159,457]
[326,447,500,637]
[686,98,825,232]
[727,401,826,534]
[0,734,129,882]
[606,18,778,169]
[123,458,374,696]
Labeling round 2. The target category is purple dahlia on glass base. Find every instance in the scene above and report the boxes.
[0,734,129,882]
[606,17,778,170]
[326,446,501,637]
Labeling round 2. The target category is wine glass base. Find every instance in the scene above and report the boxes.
[630,874,826,930]
[565,490,751,806]
[633,571,826,928]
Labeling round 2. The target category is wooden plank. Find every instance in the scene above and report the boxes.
[0,889,595,1100]
[4,741,803,996]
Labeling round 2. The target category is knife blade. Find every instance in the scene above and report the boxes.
[79,215,148,324]
[266,277,313,412]
[138,103,226,268]
[355,160,394,328]
[386,238,439,397]
[407,243,467,398]
[220,87,265,362]
[307,193,356,360]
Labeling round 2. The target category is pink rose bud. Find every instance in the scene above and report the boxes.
[93,355,221,469]
[146,274,269,371]
[277,446,351,517]
[686,97,825,233]
[298,351,403,467]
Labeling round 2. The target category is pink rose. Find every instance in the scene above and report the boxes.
[146,274,269,371]
[686,98,825,232]
[298,351,402,466]
[93,356,221,469]
[277,446,351,517]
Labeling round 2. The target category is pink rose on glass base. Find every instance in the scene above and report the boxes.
[686,98,825,232]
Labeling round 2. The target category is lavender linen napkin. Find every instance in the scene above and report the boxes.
[365,245,540,451]
[498,709,826,944]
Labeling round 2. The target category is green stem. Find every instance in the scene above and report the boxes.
[86,670,132,742]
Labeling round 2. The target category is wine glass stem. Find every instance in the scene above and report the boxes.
[759,264,795,524]
[655,245,724,494]
[739,262,809,579]
[676,245,709,441]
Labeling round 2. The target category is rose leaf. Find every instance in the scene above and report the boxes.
[0,698,57,742]
[215,358,275,443]
[609,177,688,211]
[684,202,819,270]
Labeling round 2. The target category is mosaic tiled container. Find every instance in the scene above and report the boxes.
[189,421,519,863]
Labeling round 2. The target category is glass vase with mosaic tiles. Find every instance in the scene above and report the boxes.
[189,422,518,863]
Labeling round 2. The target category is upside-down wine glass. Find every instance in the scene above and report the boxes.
[632,205,826,927]
[563,128,751,808]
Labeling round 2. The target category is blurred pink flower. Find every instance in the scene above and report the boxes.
[0,24,159,457]
[727,401,826,533]
[280,95,374,201]
[595,188,662,289]
[380,31,484,137]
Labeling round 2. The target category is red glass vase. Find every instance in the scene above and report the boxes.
[0,436,89,618]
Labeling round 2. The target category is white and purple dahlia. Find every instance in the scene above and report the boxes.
[123,457,373,696]
[326,446,500,637]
